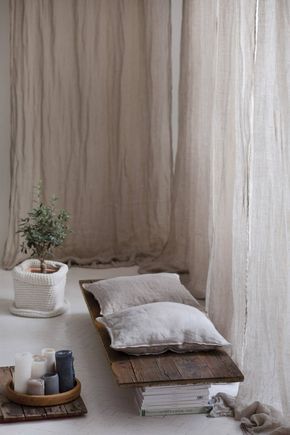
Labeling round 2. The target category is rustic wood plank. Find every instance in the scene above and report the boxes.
[80,279,244,388]
[172,353,214,383]
[0,394,6,422]
[155,355,184,382]
[0,367,26,422]
[0,366,87,424]
[0,367,11,422]
[0,396,25,422]
[22,405,47,420]
[0,367,13,394]
[111,360,138,385]
[64,397,87,416]
[0,367,11,421]
[130,356,177,384]
[203,350,243,382]
[44,404,67,418]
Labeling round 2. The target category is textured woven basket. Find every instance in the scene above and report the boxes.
[10,259,69,318]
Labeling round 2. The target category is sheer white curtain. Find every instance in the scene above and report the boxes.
[206,0,290,416]
[169,0,290,416]
[4,0,172,268]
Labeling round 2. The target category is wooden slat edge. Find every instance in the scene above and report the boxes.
[79,281,244,387]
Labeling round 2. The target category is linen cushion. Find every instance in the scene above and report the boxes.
[97,301,230,355]
[83,273,200,315]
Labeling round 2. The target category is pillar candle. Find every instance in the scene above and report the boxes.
[42,373,59,395]
[27,378,45,395]
[31,355,47,378]
[41,348,56,373]
[55,350,75,392]
[14,352,32,393]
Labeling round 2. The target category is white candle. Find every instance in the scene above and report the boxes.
[31,355,47,378]
[41,348,56,373]
[27,378,45,395]
[14,352,32,393]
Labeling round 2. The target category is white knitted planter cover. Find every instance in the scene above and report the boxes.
[10,259,69,318]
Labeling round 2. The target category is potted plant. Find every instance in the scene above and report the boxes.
[10,185,71,318]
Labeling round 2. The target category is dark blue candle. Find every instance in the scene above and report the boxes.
[42,373,59,395]
[55,350,75,392]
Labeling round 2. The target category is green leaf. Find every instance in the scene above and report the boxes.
[17,183,72,270]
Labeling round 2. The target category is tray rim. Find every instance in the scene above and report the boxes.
[5,378,81,407]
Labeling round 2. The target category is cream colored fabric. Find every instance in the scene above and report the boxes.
[83,272,200,315]
[206,0,258,357]
[140,1,216,299]
[210,393,290,434]
[205,0,290,418]
[145,0,290,420]
[234,1,290,417]
[4,0,172,268]
[97,301,230,355]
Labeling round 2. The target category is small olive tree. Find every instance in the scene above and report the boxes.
[17,185,71,273]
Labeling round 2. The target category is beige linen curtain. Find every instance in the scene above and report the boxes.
[4,0,172,268]
[173,0,290,418]
[140,1,215,299]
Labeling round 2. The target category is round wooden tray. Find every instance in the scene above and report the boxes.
[5,378,81,406]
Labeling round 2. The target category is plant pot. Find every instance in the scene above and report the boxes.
[10,259,69,318]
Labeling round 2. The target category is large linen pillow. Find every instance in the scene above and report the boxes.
[83,273,200,315]
[97,302,230,355]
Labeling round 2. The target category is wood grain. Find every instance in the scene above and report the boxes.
[64,397,88,416]
[6,379,81,407]
[80,279,244,388]
[0,367,87,424]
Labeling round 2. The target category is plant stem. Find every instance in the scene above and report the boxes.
[40,258,47,274]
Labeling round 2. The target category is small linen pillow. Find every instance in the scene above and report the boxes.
[83,273,200,315]
[97,302,230,355]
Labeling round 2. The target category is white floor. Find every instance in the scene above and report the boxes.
[0,266,242,435]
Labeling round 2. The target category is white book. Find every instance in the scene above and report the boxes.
[136,386,209,401]
[139,407,211,417]
[136,388,209,397]
[136,389,209,401]
[134,384,212,416]
[140,399,209,407]
[135,394,209,409]
[140,390,210,397]
[134,400,211,417]
[141,384,210,394]
[139,402,210,411]
[140,401,210,408]
[139,395,209,405]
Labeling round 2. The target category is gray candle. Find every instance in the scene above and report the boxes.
[27,378,45,395]
[55,350,75,392]
[42,373,59,395]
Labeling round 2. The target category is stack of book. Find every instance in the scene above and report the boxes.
[134,384,211,416]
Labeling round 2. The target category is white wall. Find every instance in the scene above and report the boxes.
[0,0,11,266]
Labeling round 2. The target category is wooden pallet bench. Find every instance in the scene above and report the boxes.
[80,279,244,388]
[0,366,87,424]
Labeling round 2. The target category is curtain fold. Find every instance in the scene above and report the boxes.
[234,0,290,415]
[4,0,172,269]
[176,0,290,417]
[206,0,257,359]
[144,0,290,417]
[140,0,216,299]
[206,0,290,416]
